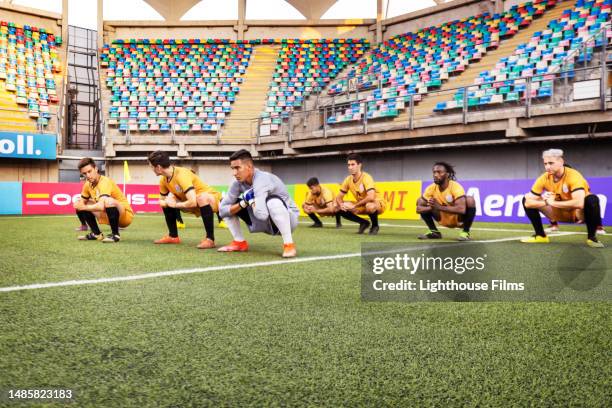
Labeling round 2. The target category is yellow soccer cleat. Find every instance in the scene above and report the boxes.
[176,221,186,229]
[218,220,228,229]
[586,239,605,248]
[520,235,550,244]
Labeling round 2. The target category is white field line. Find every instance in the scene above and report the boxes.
[301,221,593,234]
[1,215,590,235]
[0,232,581,293]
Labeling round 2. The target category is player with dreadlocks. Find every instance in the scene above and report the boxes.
[416,162,477,241]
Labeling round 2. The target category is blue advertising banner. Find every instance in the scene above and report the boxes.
[0,182,22,214]
[422,177,612,225]
[0,132,56,160]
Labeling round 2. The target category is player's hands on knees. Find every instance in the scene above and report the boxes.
[240,189,255,209]
[341,201,355,212]
[165,194,177,208]
[73,201,84,211]
[427,198,439,209]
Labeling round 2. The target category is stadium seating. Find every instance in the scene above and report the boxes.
[324,0,554,125]
[0,21,62,128]
[260,39,369,133]
[435,0,611,112]
[100,39,253,133]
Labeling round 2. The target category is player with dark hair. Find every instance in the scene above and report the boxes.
[522,149,604,247]
[148,150,221,249]
[416,162,476,241]
[218,149,299,258]
[303,177,342,228]
[335,153,387,235]
[73,157,134,243]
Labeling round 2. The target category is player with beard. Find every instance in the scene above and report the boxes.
[416,162,476,241]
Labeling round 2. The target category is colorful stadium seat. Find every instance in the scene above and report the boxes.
[438,0,611,112]
[260,39,369,133]
[100,39,253,133]
[325,0,554,125]
[0,21,62,126]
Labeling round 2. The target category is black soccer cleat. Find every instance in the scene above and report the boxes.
[369,225,379,235]
[418,231,442,240]
[336,222,342,228]
[309,223,323,228]
[102,234,121,243]
[78,232,104,241]
[357,221,371,234]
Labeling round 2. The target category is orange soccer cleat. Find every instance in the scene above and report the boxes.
[196,238,216,249]
[154,235,181,244]
[217,240,249,252]
[282,243,297,258]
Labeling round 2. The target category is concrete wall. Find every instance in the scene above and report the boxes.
[0,160,59,182]
[108,26,237,41]
[107,23,372,43]
[383,0,494,40]
[105,160,272,186]
[0,6,62,34]
[267,139,612,184]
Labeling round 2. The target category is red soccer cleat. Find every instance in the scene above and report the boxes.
[154,235,181,244]
[217,240,249,252]
[282,243,297,258]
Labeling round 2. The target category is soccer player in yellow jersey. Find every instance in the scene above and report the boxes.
[335,153,386,235]
[73,157,134,243]
[522,149,604,248]
[416,162,476,241]
[147,150,222,249]
[303,177,342,228]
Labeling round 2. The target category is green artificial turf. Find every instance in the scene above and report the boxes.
[0,215,610,407]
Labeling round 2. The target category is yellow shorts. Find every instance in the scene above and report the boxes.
[99,207,134,228]
[352,199,387,215]
[438,212,462,228]
[181,191,221,217]
[551,207,579,223]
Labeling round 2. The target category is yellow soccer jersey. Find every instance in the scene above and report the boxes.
[423,180,466,206]
[531,166,590,201]
[305,186,335,209]
[81,175,132,212]
[159,166,218,201]
[340,172,384,203]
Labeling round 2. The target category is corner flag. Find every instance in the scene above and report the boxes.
[123,160,131,183]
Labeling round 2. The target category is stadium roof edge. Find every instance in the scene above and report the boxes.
[0,2,62,20]
[102,18,377,28]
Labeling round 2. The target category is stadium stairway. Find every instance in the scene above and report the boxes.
[397,0,568,122]
[220,45,279,140]
[0,82,38,132]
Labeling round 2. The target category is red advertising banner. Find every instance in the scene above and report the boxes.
[22,182,163,215]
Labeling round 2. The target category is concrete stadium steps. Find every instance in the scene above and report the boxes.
[221,45,280,140]
[395,0,568,123]
[0,87,37,132]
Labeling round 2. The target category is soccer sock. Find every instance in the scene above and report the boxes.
[175,208,184,223]
[339,210,368,225]
[200,205,215,241]
[420,211,439,232]
[335,213,342,225]
[80,211,101,235]
[105,207,120,236]
[225,216,245,242]
[522,197,546,237]
[308,213,322,225]
[76,210,87,226]
[369,212,379,228]
[267,198,293,244]
[463,207,476,233]
[584,195,602,241]
[162,206,179,238]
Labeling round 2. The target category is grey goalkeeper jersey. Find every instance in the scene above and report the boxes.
[219,168,299,221]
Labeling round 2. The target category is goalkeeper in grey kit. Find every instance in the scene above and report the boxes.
[218,149,300,258]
